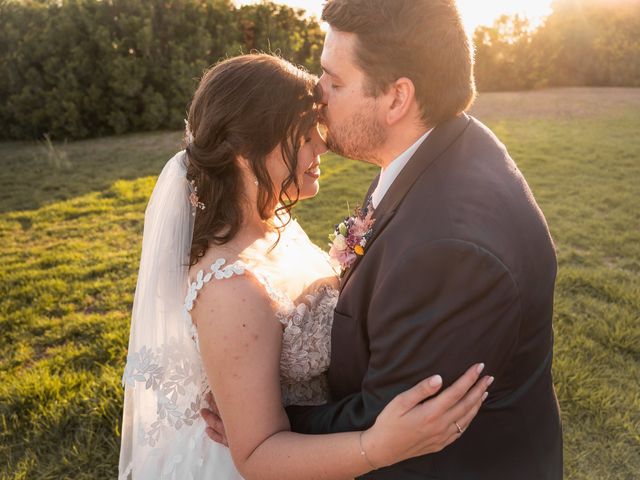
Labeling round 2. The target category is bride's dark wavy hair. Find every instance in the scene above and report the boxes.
[185,54,318,266]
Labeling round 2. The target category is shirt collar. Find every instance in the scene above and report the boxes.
[371,129,432,209]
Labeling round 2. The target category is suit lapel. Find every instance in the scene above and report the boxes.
[339,113,472,292]
[361,174,380,205]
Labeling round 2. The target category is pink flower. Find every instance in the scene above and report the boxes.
[189,191,205,212]
[329,242,357,268]
[351,216,372,237]
[189,192,200,208]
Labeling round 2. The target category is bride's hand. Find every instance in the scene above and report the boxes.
[361,363,492,469]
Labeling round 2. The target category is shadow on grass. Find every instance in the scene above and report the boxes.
[0,131,184,214]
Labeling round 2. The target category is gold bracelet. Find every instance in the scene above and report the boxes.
[359,431,377,470]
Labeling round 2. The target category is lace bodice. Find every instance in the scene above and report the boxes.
[185,257,338,406]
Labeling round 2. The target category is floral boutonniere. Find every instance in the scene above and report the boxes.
[329,202,375,274]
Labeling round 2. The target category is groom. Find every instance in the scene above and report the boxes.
[209,0,563,478]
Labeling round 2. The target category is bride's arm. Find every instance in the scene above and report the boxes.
[193,275,488,480]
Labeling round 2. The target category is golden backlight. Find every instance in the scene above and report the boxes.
[236,0,554,35]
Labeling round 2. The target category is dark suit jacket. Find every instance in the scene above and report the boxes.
[287,114,563,479]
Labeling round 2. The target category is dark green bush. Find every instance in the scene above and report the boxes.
[0,0,323,140]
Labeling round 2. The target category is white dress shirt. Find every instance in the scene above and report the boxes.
[370,129,432,209]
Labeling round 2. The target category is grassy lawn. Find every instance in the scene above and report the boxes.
[1,88,639,479]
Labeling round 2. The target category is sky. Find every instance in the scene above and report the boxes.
[235,0,554,35]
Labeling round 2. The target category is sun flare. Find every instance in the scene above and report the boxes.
[236,0,554,35]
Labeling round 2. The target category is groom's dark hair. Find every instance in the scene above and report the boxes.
[322,0,476,126]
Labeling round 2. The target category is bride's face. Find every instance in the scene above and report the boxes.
[295,125,328,200]
[266,125,328,203]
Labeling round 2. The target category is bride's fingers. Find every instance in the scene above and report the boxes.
[442,388,487,446]
[438,385,490,451]
[444,375,493,425]
[389,375,444,414]
[452,389,489,435]
[428,363,485,413]
[436,414,476,452]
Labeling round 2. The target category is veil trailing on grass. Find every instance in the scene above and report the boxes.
[118,151,213,479]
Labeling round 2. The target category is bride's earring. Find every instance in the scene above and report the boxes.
[254,178,259,186]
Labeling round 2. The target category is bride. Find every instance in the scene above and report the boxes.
[119,54,490,479]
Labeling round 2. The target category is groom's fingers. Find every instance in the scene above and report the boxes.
[201,407,228,446]
[205,427,229,447]
[200,408,226,437]
[428,363,485,413]
[210,400,222,418]
[206,391,221,417]
[200,407,217,427]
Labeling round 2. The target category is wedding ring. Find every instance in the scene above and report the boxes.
[455,421,464,434]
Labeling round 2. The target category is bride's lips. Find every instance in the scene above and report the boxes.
[304,161,321,180]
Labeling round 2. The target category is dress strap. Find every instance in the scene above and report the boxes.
[184,257,296,326]
[184,258,246,311]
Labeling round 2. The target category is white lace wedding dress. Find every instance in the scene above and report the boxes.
[120,208,339,479]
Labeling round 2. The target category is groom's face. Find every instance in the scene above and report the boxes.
[317,27,387,165]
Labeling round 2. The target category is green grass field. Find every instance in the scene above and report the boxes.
[1,88,639,479]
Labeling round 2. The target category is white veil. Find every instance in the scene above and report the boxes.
[118,151,209,479]
[117,148,335,480]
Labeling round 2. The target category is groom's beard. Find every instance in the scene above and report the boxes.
[324,109,386,165]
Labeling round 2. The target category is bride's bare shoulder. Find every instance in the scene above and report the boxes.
[188,246,278,329]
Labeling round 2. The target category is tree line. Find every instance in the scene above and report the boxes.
[1,0,639,140]
[0,0,323,140]
[474,0,640,91]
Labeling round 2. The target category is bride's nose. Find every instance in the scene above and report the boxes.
[317,138,328,156]
[314,81,327,106]
[314,126,328,155]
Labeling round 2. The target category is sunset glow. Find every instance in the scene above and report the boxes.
[236,0,554,35]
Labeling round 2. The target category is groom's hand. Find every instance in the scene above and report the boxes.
[201,392,228,446]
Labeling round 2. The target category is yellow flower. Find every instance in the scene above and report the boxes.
[354,245,365,256]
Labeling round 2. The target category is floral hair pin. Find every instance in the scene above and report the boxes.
[329,202,375,274]
[189,180,205,215]
[184,119,195,145]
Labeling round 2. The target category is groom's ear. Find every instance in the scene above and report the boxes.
[385,77,416,126]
